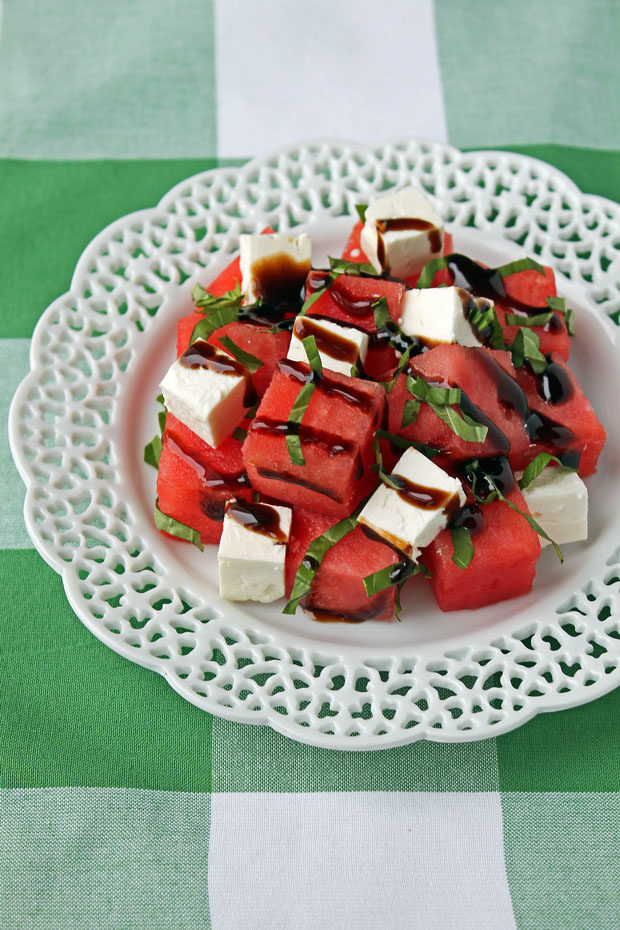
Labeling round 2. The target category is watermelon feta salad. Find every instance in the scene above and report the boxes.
[145,185,606,622]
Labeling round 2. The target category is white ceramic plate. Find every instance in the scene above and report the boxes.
[9,139,620,749]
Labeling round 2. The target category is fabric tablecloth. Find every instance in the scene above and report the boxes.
[2,2,619,927]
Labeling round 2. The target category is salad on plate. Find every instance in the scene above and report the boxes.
[146,184,606,624]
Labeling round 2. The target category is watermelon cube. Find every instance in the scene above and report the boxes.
[157,414,252,544]
[511,355,607,476]
[285,508,400,621]
[389,345,532,467]
[423,481,541,611]
[242,360,384,516]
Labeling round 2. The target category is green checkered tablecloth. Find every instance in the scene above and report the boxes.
[2,2,619,927]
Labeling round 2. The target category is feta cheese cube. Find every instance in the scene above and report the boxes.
[287,315,369,377]
[160,339,250,448]
[358,448,466,558]
[218,499,292,602]
[400,286,482,347]
[360,185,444,278]
[240,233,312,303]
[521,468,588,546]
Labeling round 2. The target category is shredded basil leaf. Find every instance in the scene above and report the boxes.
[547,296,575,336]
[401,397,421,428]
[511,327,548,374]
[370,437,402,490]
[504,310,554,328]
[450,526,474,570]
[232,427,247,442]
[363,559,429,597]
[302,334,322,374]
[518,453,577,490]
[192,281,243,312]
[496,257,545,278]
[145,394,167,469]
[406,375,488,443]
[416,255,450,289]
[144,434,163,469]
[328,256,378,276]
[285,380,317,466]
[406,374,461,407]
[355,203,368,223]
[190,304,240,343]
[374,428,438,458]
[283,509,361,614]
[218,334,264,372]
[373,296,391,331]
[154,499,204,551]
[467,299,506,349]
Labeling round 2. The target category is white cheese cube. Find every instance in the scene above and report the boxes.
[218,500,292,602]
[240,232,312,303]
[358,448,466,558]
[521,468,588,547]
[360,185,444,278]
[287,316,369,377]
[160,339,249,448]
[400,286,482,347]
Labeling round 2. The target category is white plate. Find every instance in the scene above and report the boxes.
[9,139,620,749]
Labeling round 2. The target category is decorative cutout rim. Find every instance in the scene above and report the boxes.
[9,138,620,750]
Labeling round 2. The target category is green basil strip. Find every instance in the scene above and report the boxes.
[496,257,544,278]
[245,403,259,419]
[450,526,474,570]
[416,255,450,289]
[218,334,264,372]
[511,327,548,373]
[547,296,575,336]
[363,560,430,598]
[156,393,164,404]
[504,310,554,328]
[429,402,489,442]
[374,428,438,458]
[401,397,421,428]
[355,203,368,223]
[154,499,204,551]
[407,374,461,407]
[302,334,322,374]
[190,304,240,343]
[232,427,247,442]
[373,296,391,331]
[370,438,402,491]
[144,434,163,469]
[383,344,413,394]
[328,256,378,276]
[285,380,317,466]
[192,281,243,311]
[158,408,167,434]
[518,453,576,490]
[283,510,361,614]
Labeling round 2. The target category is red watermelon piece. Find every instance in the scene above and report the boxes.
[423,484,541,611]
[285,508,399,621]
[511,355,606,476]
[389,346,532,467]
[242,360,384,516]
[494,301,570,361]
[157,414,252,544]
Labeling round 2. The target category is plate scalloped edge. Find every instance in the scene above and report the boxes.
[8,137,620,750]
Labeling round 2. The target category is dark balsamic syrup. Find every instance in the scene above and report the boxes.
[225,498,287,542]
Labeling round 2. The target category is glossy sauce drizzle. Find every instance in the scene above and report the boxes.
[250,253,310,305]
[293,316,360,364]
[180,339,257,406]
[376,218,442,272]
[225,498,287,542]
